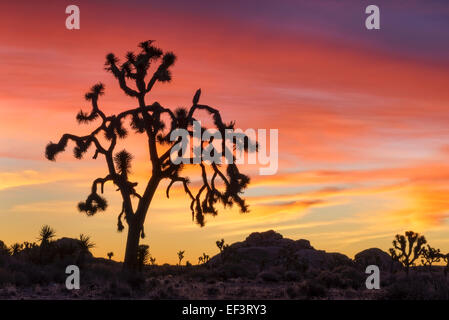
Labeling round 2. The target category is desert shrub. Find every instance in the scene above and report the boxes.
[333,265,365,289]
[382,273,449,300]
[0,268,14,285]
[258,271,280,282]
[206,286,220,296]
[107,280,132,298]
[219,263,252,279]
[284,270,301,281]
[317,270,346,289]
[300,280,327,299]
[286,285,299,299]
[13,272,31,287]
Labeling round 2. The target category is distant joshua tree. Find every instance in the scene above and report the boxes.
[45,40,256,270]
[389,231,427,275]
[79,234,96,251]
[177,250,185,266]
[420,245,441,271]
[38,225,56,246]
[10,243,23,256]
[107,252,114,260]
[137,244,150,271]
[216,239,225,253]
[149,256,156,266]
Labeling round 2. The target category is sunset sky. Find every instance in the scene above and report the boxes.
[1,0,449,264]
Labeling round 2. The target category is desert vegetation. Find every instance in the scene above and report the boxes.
[0,228,448,299]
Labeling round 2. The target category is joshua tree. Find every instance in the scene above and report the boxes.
[149,256,156,266]
[38,225,56,246]
[137,244,150,271]
[216,239,225,253]
[77,234,95,266]
[420,245,441,271]
[107,252,114,260]
[79,234,96,251]
[45,40,256,270]
[198,252,210,265]
[177,250,185,266]
[10,243,23,256]
[389,231,427,275]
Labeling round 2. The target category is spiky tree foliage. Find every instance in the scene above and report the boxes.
[107,252,114,260]
[216,239,225,253]
[79,234,95,252]
[45,41,256,270]
[198,253,210,265]
[38,225,56,246]
[389,231,427,275]
[421,245,441,271]
[10,243,23,256]
[137,244,150,271]
[177,250,185,266]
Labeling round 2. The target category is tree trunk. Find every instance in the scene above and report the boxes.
[122,176,160,270]
[123,221,141,270]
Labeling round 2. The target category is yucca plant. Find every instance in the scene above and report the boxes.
[177,250,185,266]
[38,225,56,246]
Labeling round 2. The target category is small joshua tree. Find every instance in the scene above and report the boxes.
[198,253,210,265]
[77,234,95,266]
[107,252,114,260]
[38,225,56,247]
[45,40,256,270]
[421,245,441,271]
[10,243,23,256]
[389,231,427,275]
[149,256,156,266]
[216,239,225,253]
[137,244,150,271]
[177,250,185,266]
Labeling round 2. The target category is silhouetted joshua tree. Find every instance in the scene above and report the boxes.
[216,239,225,253]
[38,225,56,246]
[177,250,185,266]
[107,252,114,260]
[198,252,210,265]
[389,231,427,275]
[45,40,256,270]
[137,244,150,271]
[420,245,441,271]
[77,234,95,266]
[149,256,156,266]
[10,243,23,256]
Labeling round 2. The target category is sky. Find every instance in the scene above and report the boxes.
[1,0,449,264]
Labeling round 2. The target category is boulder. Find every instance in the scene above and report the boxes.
[209,230,352,274]
[354,248,400,272]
